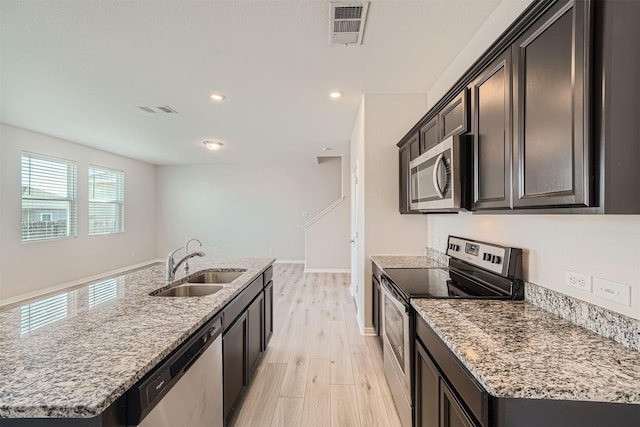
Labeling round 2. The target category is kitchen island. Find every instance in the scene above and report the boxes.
[0,257,274,423]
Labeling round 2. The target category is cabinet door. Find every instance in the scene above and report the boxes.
[512,0,592,208]
[439,90,469,140]
[420,117,440,153]
[416,342,440,427]
[223,312,248,424]
[471,49,512,210]
[264,281,273,349]
[247,293,264,378]
[399,135,420,214]
[372,276,380,338]
[440,379,476,427]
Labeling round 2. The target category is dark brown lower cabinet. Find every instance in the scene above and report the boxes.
[247,292,264,378]
[415,315,640,427]
[440,379,475,427]
[415,341,440,427]
[223,311,248,424]
[222,267,274,425]
[264,280,273,348]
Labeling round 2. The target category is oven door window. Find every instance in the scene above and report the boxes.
[411,149,451,203]
[384,296,405,372]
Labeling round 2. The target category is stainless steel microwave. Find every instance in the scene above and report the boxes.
[409,135,470,211]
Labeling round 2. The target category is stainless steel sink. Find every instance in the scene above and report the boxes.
[153,284,225,297]
[186,270,245,284]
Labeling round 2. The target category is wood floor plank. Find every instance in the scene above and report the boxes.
[235,264,400,427]
[300,358,331,427]
[350,344,392,426]
[331,384,361,427]
[270,398,303,427]
[365,336,391,397]
[383,395,403,427]
[233,363,287,427]
[330,314,354,384]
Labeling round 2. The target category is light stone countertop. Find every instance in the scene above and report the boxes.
[412,299,640,404]
[371,255,446,270]
[0,257,274,418]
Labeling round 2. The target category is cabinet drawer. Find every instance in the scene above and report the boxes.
[264,265,273,284]
[223,275,264,331]
[416,316,488,426]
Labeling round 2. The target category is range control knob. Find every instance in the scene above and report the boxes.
[491,255,502,264]
[448,243,460,251]
[482,253,492,261]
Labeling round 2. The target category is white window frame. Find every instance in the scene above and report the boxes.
[21,152,78,242]
[88,165,125,235]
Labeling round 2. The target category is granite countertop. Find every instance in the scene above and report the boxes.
[0,257,274,418]
[412,299,640,404]
[371,255,446,270]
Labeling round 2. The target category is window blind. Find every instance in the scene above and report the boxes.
[21,152,77,241]
[88,278,121,308]
[20,293,69,335]
[88,166,124,235]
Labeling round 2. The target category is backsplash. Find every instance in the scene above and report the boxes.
[525,282,640,351]
[425,247,449,265]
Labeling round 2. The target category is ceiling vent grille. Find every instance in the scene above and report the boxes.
[138,105,178,114]
[330,2,369,45]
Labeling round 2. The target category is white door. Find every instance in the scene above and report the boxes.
[350,163,359,297]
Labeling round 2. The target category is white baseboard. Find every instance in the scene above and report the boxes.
[0,259,160,309]
[362,326,376,336]
[304,268,351,273]
[275,259,305,264]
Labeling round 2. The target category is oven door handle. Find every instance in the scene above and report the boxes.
[381,278,410,313]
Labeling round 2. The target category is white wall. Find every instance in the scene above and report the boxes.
[351,94,430,333]
[305,156,350,272]
[424,0,640,321]
[427,215,640,320]
[0,124,157,301]
[427,0,534,108]
[155,160,341,261]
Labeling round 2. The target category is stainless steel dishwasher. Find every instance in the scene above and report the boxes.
[127,315,223,427]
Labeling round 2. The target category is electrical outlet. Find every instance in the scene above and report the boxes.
[566,271,592,292]
[593,277,631,306]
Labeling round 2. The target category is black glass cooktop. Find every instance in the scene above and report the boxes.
[382,267,514,303]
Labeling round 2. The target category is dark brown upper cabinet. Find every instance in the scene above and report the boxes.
[419,116,439,154]
[439,89,469,141]
[399,132,421,214]
[512,0,592,208]
[470,50,512,210]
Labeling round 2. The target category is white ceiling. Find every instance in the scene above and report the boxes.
[0,0,501,165]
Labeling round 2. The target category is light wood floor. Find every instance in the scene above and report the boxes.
[232,263,401,427]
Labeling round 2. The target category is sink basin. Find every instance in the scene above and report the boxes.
[186,269,245,284]
[153,284,225,297]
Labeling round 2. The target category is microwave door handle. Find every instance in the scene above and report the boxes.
[432,153,445,198]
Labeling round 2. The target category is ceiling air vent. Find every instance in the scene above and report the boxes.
[138,105,178,114]
[330,2,369,45]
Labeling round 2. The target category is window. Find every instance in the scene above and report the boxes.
[88,165,124,235]
[21,152,77,241]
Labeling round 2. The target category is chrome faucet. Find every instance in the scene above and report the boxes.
[184,238,203,273]
[165,244,205,282]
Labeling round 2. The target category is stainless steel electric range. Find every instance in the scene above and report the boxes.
[380,236,524,427]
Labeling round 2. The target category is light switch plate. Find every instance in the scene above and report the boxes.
[593,277,631,306]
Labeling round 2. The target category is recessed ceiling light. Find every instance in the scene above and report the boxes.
[203,141,224,151]
[210,93,226,102]
[329,90,343,99]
